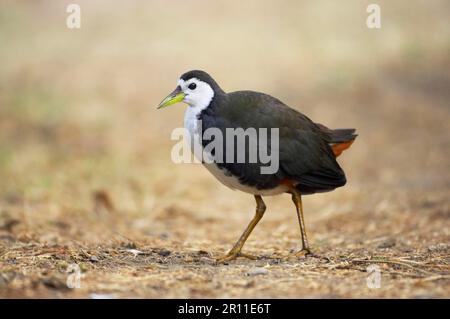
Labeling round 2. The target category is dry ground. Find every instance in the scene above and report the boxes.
[0,1,449,298]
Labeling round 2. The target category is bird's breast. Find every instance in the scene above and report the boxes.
[183,106,288,196]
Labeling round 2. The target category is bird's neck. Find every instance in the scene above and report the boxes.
[184,91,225,140]
[185,90,224,121]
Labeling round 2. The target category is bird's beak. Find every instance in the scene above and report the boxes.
[157,86,185,109]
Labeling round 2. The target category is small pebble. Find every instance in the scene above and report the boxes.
[126,249,144,257]
[246,267,268,276]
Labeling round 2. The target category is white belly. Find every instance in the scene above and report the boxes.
[184,107,288,196]
[203,162,288,196]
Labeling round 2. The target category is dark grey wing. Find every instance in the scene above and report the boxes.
[200,91,346,193]
[279,127,346,194]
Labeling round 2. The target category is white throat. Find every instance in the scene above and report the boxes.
[181,78,214,140]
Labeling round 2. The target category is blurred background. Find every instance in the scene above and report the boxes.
[0,0,449,298]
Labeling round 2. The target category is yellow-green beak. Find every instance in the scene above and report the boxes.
[157,86,185,109]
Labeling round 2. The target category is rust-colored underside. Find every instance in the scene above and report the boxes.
[331,140,354,157]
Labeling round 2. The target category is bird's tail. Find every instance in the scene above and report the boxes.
[330,128,357,157]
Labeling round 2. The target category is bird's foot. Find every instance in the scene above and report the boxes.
[291,248,312,259]
[215,251,258,264]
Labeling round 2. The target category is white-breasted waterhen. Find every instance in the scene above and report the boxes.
[158,70,357,263]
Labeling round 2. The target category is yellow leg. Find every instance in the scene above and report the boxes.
[216,195,266,263]
[290,188,311,256]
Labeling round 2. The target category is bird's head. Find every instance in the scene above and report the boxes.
[157,70,223,110]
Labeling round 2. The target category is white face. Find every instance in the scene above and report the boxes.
[178,77,214,110]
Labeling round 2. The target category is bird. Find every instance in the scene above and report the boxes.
[158,70,357,263]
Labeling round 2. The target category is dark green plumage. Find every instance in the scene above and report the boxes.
[182,70,356,195]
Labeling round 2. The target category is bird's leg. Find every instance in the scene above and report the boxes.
[290,188,311,257]
[216,195,266,263]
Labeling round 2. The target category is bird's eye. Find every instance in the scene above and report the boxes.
[188,83,197,90]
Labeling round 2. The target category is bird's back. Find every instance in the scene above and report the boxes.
[198,90,354,194]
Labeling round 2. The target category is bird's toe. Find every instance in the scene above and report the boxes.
[291,248,312,259]
[215,251,258,264]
